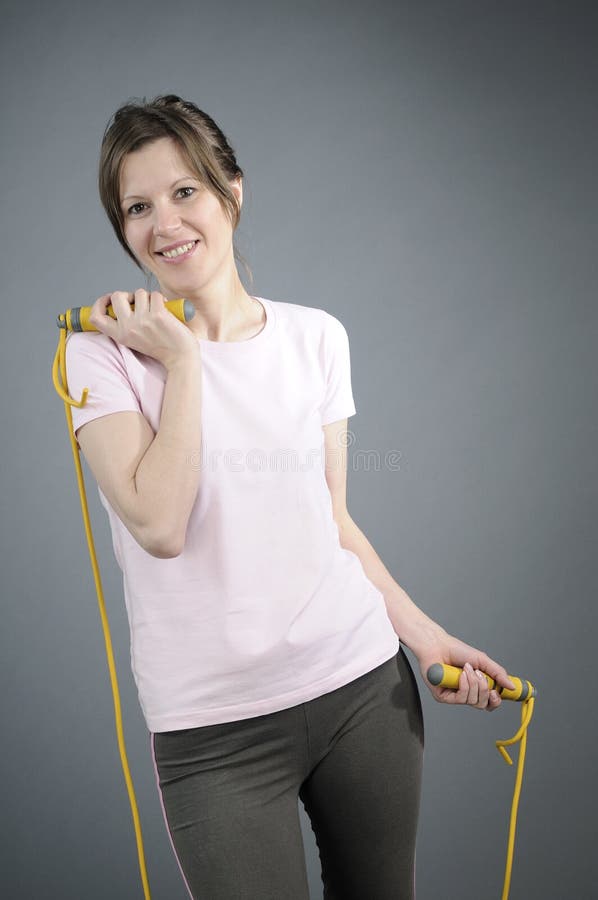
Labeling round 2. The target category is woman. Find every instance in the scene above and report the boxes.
[65,94,514,900]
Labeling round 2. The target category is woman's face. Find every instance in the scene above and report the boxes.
[119,136,241,297]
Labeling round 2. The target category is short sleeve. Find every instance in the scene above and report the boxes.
[319,314,357,426]
[65,331,142,445]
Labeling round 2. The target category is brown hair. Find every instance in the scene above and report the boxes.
[98,94,251,280]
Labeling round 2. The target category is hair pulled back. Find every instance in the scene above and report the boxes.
[99,94,246,272]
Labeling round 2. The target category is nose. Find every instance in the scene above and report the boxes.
[152,201,182,236]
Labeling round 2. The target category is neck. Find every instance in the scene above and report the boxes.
[161,266,258,342]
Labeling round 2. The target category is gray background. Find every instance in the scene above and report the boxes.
[1,1,596,898]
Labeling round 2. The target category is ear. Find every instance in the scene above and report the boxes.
[230,174,243,210]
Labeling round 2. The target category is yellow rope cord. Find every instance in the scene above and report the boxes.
[52,322,152,900]
[495,695,535,900]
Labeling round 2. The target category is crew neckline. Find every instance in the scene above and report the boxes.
[196,296,274,349]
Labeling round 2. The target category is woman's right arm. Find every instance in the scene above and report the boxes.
[75,290,202,559]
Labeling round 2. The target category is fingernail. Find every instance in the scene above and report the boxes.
[475,669,484,679]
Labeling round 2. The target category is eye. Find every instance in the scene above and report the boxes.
[176,186,196,199]
[127,202,148,216]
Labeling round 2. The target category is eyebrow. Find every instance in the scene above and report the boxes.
[121,176,200,204]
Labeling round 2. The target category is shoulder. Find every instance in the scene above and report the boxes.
[65,330,142,381]
[266,298,348,340]
[65,330,154,367]
[65,331,120,368]
[66,330,123,357]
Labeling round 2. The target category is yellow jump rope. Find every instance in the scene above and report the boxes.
[52,299,536,900]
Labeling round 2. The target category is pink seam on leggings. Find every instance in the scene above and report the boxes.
[414,846,417,898]
[150,731,195,900]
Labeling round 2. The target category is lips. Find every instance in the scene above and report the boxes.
[156,240,200,262]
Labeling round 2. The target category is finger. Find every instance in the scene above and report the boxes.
[451,668,469,704]
[109,290,134,318]
[474,668,490,709]
[90,293,113,316]
[466,663,484,706]
[149,290,166,312]
[431,677,466,704]
[133,288,150,315]
[460,664,479,705]
[485,690,502,712]
[476,653,516,692]
[88,293,119,335]
[106,291,133,327]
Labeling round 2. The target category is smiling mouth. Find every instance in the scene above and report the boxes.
[157,240,199,259]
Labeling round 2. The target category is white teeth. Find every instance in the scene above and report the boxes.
[162,241,195,259]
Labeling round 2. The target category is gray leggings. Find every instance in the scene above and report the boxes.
[150,647,424,899]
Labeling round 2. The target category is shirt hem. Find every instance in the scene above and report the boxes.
[146,634,401,733]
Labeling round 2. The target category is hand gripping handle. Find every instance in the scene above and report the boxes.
[426,663,537,701]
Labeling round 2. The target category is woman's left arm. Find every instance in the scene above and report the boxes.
[322,418,515,711]
[336,513,515,710]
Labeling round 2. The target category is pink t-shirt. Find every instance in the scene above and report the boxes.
[65,297,400,732]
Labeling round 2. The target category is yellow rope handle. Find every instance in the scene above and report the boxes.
[53,323,152,900]
[495,695,535,900]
